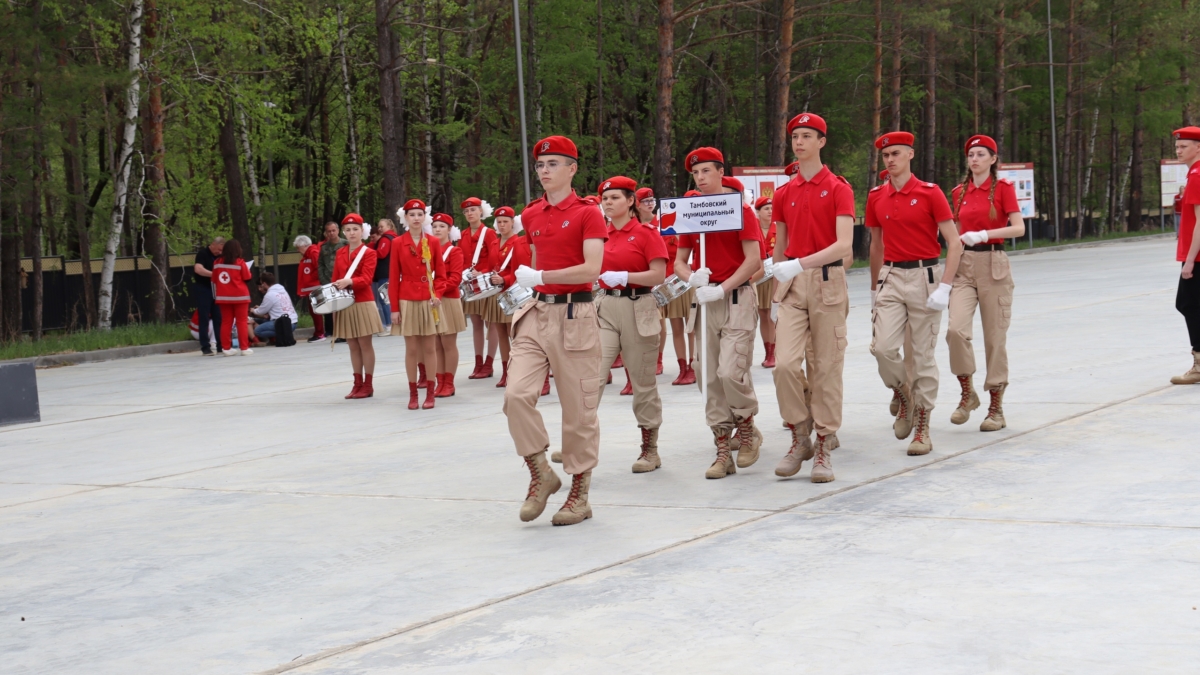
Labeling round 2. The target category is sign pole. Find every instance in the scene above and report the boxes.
[699,233,706,406]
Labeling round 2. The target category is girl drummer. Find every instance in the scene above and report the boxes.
[754,196,777,368]
[331,213,382,398]
[488,206,532,388]
[431,213,466,398]
[459,197,501,379]
[389,201,448,410]
[639,188,696,386]
[594,176,670,472]
[947,134,1025,431]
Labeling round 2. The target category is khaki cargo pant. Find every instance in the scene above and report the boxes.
[773,266,849,436]
[504,301,605,475]
[596,295,663,429]
[694,285,759,429]
[870,264,944,411]
[947,250,1014,391]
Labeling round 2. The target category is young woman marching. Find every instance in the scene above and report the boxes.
[488,206,532,388]
[331,213,382,398]
[459,197,501,379]
[213,238,254,356]
[635,189,668,377]
[754,196,778,368]
[432,214,466,398]
[639,188,696,386]
[946,135,1025,430]
[593,177,669,472]
[389,201,448,410]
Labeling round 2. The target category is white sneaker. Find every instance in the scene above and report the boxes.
[224,350,236,357]
[240,349,253,355]
[377,330,391,337]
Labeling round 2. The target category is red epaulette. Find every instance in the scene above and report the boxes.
[836,175,852,187]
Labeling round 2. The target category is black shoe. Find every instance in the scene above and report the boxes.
[307,335,327,343]
[335,338,347,344]
[201,348,214,356]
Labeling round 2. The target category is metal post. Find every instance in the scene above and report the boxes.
[597,0,603,175]
[1046,0,1061,243]
[512,0,533,205]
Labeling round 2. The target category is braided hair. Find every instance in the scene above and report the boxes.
[954,150,1000,223]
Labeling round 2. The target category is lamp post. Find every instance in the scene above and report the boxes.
[512,0,532,205]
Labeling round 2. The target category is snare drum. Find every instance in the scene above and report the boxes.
[651,274,692,307]
[756,258,775,286]
[460,268,502,301]
[498,284,534,316]
[310,283,356,314]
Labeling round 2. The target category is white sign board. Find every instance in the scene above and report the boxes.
[659,193,744,235]
[997,163,1036,219]
[733,167,791,206]
[1161,160,1189,208]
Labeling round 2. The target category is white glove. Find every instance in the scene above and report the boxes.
[688,267,711,289]
[926,282,952,311]
[599,270,628,287]
[870,290,877,309]
[695,285,725,304]
[515,265,543,289]
[960,230,989,246]
[770,302,780,323]
[773,259,803,283]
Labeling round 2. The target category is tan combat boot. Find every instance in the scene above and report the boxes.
[889,388,902,416]
[705,428,737,479]
[950,375,980,425]
[550,450,562,463]
[520,450,563,522]
[892,385,913,439]
[1170,351,1200,385]
[632,427,661,473]
[775,421,814,477]
[810,434,836,483]
[734,415,762,468]
[551,472,592,526]
[980,385,1008,431]
[907,407,932,455]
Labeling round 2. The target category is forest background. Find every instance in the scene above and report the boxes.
[0,0,1196,339]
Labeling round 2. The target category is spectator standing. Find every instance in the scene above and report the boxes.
[294,234,326,342]
[192,236,225,356]
[250,271,299,341]
[318,221,346,341]
[372,218,398,336]
[213,239,254,356]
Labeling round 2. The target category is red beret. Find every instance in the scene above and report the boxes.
[784,161,799,177]
[787,112,827,136]
[685,147,724,171]
[684,190,702,197]
[533,135,578,160]
[460,197,482,209]
[635,187,655,201]
[598,176,638,195]
[1173,126,1200,142]
[494,206,515,218]
[432,213,454,225]
[964,134,998,154]
[401,199,426,213]
[879,169,890,181]
[721,176,746,194]
[341,213,364,225]
[754,196,772,210]
[875,131,915,149]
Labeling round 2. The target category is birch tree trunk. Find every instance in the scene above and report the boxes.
[97,0,144,330]
[237,106,266,267]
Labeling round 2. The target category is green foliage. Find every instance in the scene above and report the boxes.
[0,322,191,361]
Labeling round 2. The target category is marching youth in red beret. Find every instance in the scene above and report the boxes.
[430,210,468,399]
[752,194,778,368]
[1171,126,1200,384]
[459,195,502,380]
[332,212,383,399]
[486,206,531,388]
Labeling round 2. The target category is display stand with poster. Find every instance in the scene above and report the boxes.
[732,167,791,205]
[1162,159,1189,231]
[997,163,1036,246]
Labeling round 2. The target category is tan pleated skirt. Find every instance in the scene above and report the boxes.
[662,287,694,320]
[479,294,508,323]
[437,297,468,334]
[755,281,773,310]
[333,301,383,339]
[395,299,440,337]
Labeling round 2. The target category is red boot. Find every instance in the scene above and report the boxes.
[345,373,363,399]
[407,382,419,410]
[433,373,446,397]
[359,373,374,398]
[762,342,776,369]
[656,352,664,375]
[441,372,456,397]
[417,362,428,387]
[422,381,437,409]
[541,374,551,396]
[613,354,624,368]
[621,369,634,396]
[671,359,688,386]
[678,361,697,385]
[468,355,484,379]
[481,355,495,378]
[496,360,509,388]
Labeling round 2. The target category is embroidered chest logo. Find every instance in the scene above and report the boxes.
[910,199,919,206]
[218,271,231,284]
[627,236,636,242]
[562,220,570,228]
[820,190,828,198]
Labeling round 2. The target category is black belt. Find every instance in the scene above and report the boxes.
[785,258,843,268]
[966,243,1005,252]
[534,291,594,304]
[885,257,940,269]
[598,287,652,299]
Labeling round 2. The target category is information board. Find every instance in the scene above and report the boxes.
[1160,159,1189,208]
[997,163,1036,218]
[659,193,744,235]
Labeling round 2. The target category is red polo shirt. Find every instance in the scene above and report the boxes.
[950,177,1019,245]
[523,191,609,294]
[865,175,954,262]
[1178,160,1200,262]
[600,219,670,289]
[774,166,856,259]
[679,202,764,285]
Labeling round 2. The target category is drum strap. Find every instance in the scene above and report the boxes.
[499,246,514,272]
[442,245,453,262]
[344,244,368,280]
[470,226,488,267]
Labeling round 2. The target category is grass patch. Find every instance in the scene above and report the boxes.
[0,323,192,361]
